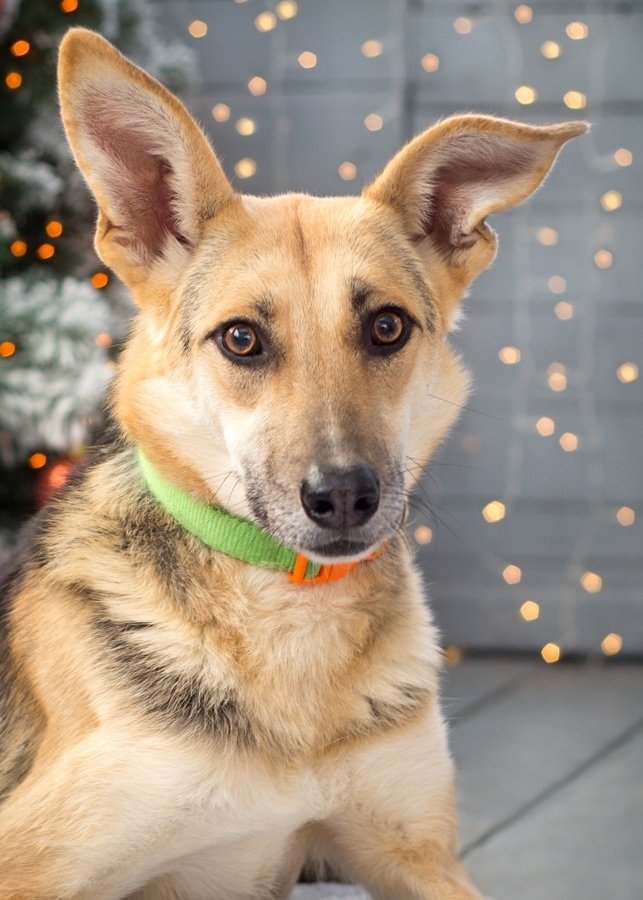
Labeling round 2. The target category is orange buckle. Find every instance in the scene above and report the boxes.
[288,544,385,585]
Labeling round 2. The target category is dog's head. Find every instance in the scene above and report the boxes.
[59,29,586,563]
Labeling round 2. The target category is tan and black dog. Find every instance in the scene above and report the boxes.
[0,28,586,899]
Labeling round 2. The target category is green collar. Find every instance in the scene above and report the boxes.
[137,450,324,580]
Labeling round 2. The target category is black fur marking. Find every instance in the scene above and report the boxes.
[116,495,196,607]
[349,280,372,313]
[365,683,429,730]
[0,544,45,803]
[95,617,257,747]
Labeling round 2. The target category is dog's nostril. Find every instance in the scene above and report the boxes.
[300,464,380,530]
[311,499,334,517]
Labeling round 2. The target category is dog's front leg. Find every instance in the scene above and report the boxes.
[324,705,482,900]
[0,730,194,900]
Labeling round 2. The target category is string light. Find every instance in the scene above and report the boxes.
[276,1,298,19]
[421,53,439,73]
[29,452,47,469]
[414,525,433,545]
[616,507,635,526]
[212,103,231,122]
[248,77,267,96]
[362,40,383,58]
[188,21,207,38]
[60,0,78,11]
[537,226,558,245]
[46,221,63,238]
[536,417,555,436]
[614,148,632,166]
[566,22,589,40]
[338,161,356,181]
[541,643,560,663]
[600,190,622,211]
[520,601,540,621]
[95,333,112,348]
[482,501,506,523]
[515,85,536,104]
[564,91,587,109]
[548,275,566,293]
[91,273,109,289]
[559,432,578,452]
[234,158,257,178]
[236,118,256,136]
[580,571,602,593]
[453,17,472,34]
[601,634,622,656]
[5,72,22,89]
[616,362,638,383]
[499,346,521,364]
[255,12,277,32]
[10,40,30,57]
[503,565,522,584]
[514,6,533,24]
[364,113,383,131]
[0,341,16,357]
[547,363,567,392]
[298,51,317,69]
[554,301,574,320]
[541,41,561,59]
[37,244,55,259]
[10,240,27,257]
[594,249,612,268]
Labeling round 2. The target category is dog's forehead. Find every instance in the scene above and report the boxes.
[187,192,435,324]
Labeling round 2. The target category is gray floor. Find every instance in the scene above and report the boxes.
[295,657,643,900]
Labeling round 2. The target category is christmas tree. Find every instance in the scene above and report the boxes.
[0,0,193,548]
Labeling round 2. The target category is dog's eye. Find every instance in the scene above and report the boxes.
[372,311,405,346]
[222,324,261,357]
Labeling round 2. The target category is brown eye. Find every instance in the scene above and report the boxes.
[222,323,261,357]
[372,311,405,346]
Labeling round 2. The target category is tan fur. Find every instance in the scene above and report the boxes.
[0,28,586,899]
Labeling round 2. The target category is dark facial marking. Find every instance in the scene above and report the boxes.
[361,223,438,334]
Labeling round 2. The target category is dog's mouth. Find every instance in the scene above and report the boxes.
[300,537,376,563]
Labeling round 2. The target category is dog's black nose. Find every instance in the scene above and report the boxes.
[300,465,380,530]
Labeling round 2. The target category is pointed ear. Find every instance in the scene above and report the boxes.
[364,114,587,294]
[58,28,237,294]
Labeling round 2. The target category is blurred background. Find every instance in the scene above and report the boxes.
[1,0,641,660]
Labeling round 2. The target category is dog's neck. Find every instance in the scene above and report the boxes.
[137,449,383,586]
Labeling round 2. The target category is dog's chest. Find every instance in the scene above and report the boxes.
[106,574,435,764]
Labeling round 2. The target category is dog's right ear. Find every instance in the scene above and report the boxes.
[58,28,237,296]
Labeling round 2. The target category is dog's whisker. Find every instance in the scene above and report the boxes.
[425,392,507,422]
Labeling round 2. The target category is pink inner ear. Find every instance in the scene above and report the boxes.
[83,96,189,260]
[419,134,538,253]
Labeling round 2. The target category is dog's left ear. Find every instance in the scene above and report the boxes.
[365,115,587,314]
[58,28,237,297]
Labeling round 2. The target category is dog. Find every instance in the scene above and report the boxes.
[0,27,586,899]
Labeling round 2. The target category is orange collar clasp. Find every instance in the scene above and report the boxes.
[288,544,385,585]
